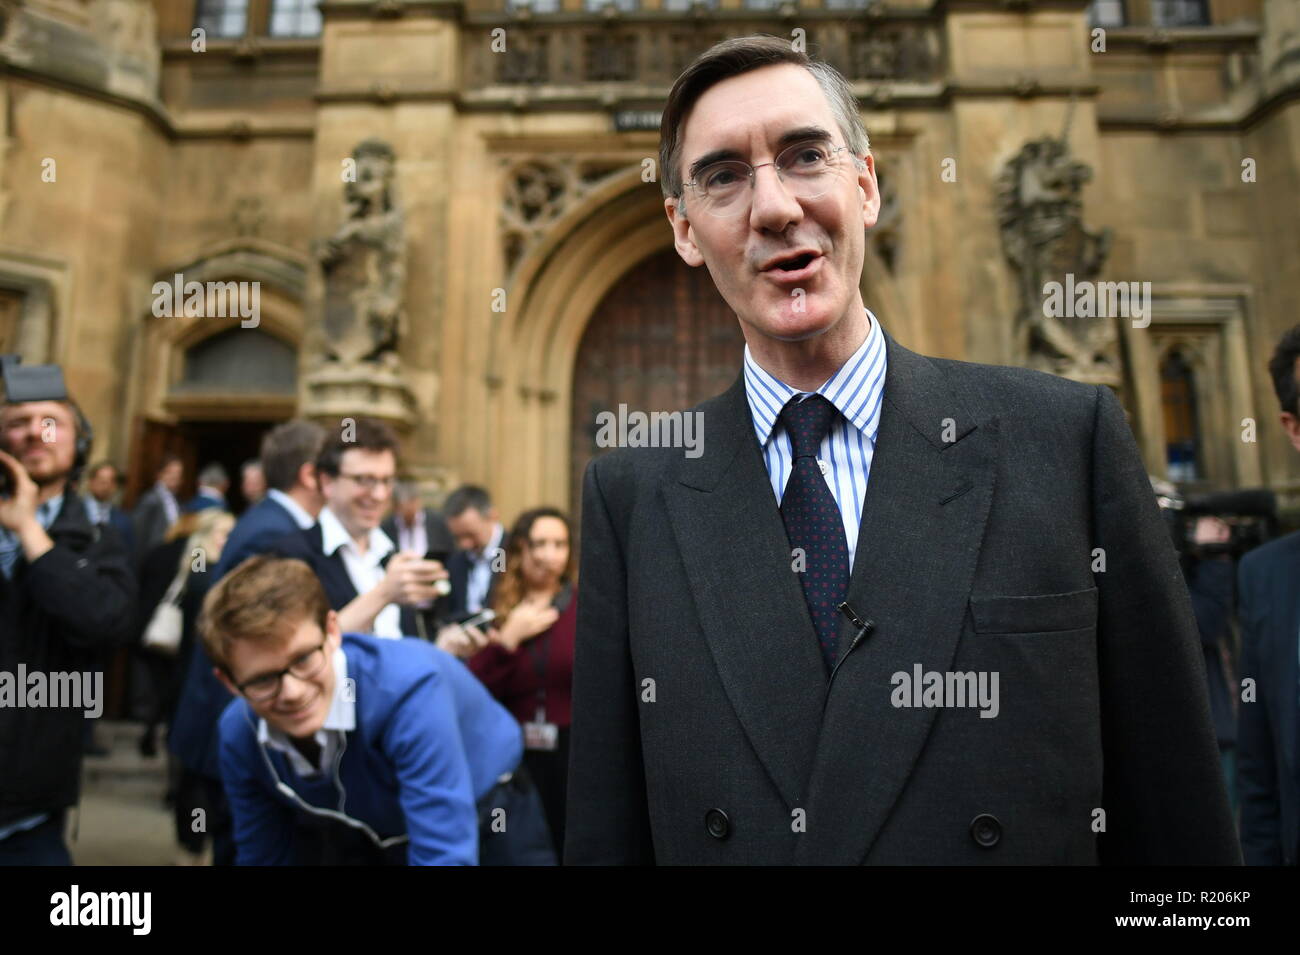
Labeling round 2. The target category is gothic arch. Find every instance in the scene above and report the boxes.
[131,243,307,423]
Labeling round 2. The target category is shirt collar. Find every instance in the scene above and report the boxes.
[197,485,225,503]
[319,506,394,561]
[475,522,504,561]
[257,645,356,753]
[743,307,887,447]
[267,488,315,530]
[37,494,64,527]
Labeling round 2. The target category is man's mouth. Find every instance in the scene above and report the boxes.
[766,252,818,272]
[760,252,824,285]
[278,698,317,721]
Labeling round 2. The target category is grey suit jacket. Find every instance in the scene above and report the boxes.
[566,324,1241,865]
[131,486,174,562]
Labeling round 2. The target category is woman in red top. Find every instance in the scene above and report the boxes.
[468,507,576,859]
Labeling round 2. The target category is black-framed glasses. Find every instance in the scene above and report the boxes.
[234,642,328,701]
[683,138,862,218]
[339,473,397,492]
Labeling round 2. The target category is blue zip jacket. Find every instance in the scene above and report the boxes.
[219,632,522,865]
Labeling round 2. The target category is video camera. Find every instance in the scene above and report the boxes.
[1152,477,1277,562]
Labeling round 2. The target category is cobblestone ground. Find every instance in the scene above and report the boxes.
[69,721,198,867]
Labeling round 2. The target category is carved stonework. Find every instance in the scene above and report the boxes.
[317,139,405,367]
[469,20,942,91]
[304,139,415,429]
[232,196,264,237]
[997,135,1115,384]
[499,156,628,275]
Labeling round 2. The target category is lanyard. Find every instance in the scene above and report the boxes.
[524,581,571,722]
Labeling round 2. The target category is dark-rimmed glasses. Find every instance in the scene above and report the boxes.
[234,641,328,702]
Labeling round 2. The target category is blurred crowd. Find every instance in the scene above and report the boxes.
[1,412,575,864]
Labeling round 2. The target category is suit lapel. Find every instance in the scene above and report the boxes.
[307,524,360,606]
[1272,562,1300,775]
[796,326,999,863]
[662,376,827,808]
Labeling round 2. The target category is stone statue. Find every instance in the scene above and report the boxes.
[317,138,405,368]
[997,125,1115,383]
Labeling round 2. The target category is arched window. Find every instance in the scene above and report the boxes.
[174,328,297,395]
[1160,348,1202,482]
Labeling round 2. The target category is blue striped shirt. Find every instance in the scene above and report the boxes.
[743,310,887,572]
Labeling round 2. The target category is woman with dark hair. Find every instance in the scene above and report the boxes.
[467,507,576,859]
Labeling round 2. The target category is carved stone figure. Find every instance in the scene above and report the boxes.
[317,138,406,368]
[997,133,1115,383]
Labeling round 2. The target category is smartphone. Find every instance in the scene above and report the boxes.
[454,608,496,630]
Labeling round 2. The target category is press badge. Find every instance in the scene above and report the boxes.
[523,708,559,751]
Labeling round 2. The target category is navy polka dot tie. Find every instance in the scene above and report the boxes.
[778,393,849,672]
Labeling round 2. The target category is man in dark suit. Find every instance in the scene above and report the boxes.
[132,453,183,560]
[565,37,1239,865]
[169,418,326,865]
[212,422,325,577]
[382,481,455,565]
[1237,324,1300,866]
[442,484,507,619]
[184,462,229,513]
[271,418,449,641]
[83,461,135,559]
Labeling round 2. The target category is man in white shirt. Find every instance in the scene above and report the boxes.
[275,418,448,641]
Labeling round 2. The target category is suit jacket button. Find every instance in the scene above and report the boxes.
[704,808,730,840]
[970,814,1001,848]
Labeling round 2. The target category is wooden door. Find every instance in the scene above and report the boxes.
[126,418,191,508]
[569,248,744,516]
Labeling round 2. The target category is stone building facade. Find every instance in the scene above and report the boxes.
[1,0,1297,520]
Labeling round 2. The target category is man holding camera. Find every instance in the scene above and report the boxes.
[0,389,135,864]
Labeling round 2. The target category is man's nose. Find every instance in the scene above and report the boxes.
[748,162,802,234]
[278,671,312,703]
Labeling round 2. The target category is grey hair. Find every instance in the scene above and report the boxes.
[198,462,229,486]
[393,480,421,504]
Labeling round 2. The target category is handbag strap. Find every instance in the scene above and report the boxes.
[160,564,189,607]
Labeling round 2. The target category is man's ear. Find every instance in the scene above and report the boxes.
[1280,411,1300,454]
[324,609,342,647]
[665,196,704,268]
[857,153,881,231]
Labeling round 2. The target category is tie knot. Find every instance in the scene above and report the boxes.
[778,393,839,459]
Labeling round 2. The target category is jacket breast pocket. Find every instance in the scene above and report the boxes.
[968,586,1098,635]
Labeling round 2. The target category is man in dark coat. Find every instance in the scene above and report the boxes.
[1237,324,1300,866]
[0,398,135,864]
[565,37,1240,866]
